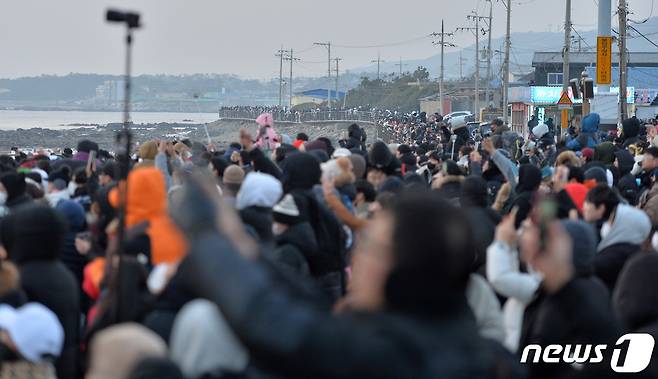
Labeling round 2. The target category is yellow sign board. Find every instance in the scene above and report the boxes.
[597,36,613,85]
[561,109,569,130]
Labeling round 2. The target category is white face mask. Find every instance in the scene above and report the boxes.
[0,192,7,206]
[600,221,612,239]
[67,181,77,196]
[272,223,286,236]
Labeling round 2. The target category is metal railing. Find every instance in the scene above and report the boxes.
[218,109,376,124]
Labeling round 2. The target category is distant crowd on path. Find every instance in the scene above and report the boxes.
[3,108,658,378]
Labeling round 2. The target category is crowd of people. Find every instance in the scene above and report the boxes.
[2,108,658,378]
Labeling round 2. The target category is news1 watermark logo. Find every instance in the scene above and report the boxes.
[521,333,655,373]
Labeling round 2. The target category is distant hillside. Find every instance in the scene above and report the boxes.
[355,16,658,79]
[0,72,366,108]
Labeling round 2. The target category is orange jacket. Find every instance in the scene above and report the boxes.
[110,167,187,265]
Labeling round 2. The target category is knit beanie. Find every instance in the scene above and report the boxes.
[48,166,71,190]
[584,166,607,184]
[369,141,394,169]
[272,194,304,225]
[581,147,594,160]
[304,140,328,153]
[222,165,245,185]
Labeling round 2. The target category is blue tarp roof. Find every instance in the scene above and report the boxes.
[585,67,658,88]
[299,89,346,100]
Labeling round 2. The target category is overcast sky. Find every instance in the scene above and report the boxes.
[0,0,652,80]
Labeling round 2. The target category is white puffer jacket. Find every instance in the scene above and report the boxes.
[486,240,541,352]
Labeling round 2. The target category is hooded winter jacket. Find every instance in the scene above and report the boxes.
[175,234,522,379]
[621,117,641,149]
[614,149,639,205]
[110,167,187,265]
[566,113,600,151]
[270,222,315,277]
[506,164,541,228]
[595,204,651,293]
[1,205,80,379]
[56,199,87,285]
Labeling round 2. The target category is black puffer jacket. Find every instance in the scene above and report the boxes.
[613,253,658,378]
[523,278,621,379]
[269,222,315,277]
[614,149,639,205]
[595,243,640,294]
[239,206,274,244]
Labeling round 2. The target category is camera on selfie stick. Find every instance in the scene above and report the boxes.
[105,8,141,320]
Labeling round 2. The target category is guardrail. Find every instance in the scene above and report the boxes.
[218,110,377,124]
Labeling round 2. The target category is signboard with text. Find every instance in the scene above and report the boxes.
[530,86,634,104]
[597,36,613,85]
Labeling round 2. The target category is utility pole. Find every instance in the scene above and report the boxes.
[562,0,571,95]
[475,14,480,120]
[395,57,407,77]
[503,0,512,125]
[334,57,342,110]
[431,20,454,116]
[619,0,628,121]
[275,46,286,107]
[282,49,299,109]
[314,42,332,110]
[485,0,493,107]
[459,52,467,80]
[561,0,572,131]
[460,11,484,120]
[371,52,385,80]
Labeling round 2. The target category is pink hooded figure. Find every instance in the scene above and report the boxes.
[255,113,279,151]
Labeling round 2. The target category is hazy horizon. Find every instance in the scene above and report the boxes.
[0,0,653,80]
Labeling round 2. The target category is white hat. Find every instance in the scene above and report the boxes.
[331,148,352,158]
[273,194,300,218]
[0,303,64,362]
[236,172,282,210]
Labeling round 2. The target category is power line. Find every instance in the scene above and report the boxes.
[332,35,431,49]
[571,26,594,51]
[628,24,658,48]
[628,0,654,24]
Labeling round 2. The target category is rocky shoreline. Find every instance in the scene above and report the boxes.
[0,119,378,152]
